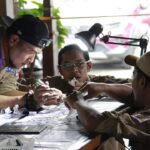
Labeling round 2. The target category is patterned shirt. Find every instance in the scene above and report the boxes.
[95,94,150,150]
[44,74,130,96]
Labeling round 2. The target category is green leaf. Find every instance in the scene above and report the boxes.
[16,0,68,48]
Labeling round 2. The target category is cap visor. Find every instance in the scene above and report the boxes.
[124,55,139,66]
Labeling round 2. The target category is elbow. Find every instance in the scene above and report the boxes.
[85,124,97,132]
[79,116,99,132]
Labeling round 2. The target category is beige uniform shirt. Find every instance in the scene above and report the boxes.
[0,67,18,94]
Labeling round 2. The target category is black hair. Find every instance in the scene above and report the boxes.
[58,44,90,65]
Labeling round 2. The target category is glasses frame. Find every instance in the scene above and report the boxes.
[59,60,91,70]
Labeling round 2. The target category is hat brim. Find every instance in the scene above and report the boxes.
[124,55,139,67]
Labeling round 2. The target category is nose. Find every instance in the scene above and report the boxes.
[28,54,36,64]
[72,65,79,72]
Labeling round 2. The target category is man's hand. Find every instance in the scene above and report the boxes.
[65,91,84,109]
[34,81,63,105]
[79,82,106,99]
[74,80,85,91]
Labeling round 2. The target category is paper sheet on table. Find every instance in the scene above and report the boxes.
[88,97,124,113]
[34,129,89,150]
[15,103,70,126]
[0,135,34,150]
[0,114,21,126]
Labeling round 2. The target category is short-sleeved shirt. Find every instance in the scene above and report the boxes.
[45,75,130,96]
[0,67,18,94]
[0,26,4,71]
[0,26,19,95]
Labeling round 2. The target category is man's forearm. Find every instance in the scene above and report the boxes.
[2,90,27,96]
[0,95,25,108]
[75,100,102,132]
[103,84,132,103]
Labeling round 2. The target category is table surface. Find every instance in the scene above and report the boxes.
[0,98,123,150]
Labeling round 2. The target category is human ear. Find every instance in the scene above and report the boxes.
[9,35,20,47]
[58,66,62,74]
[87,61,93,72]
[140,76,147,88]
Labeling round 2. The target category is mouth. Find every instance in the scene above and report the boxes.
[68,77,77,87]
[15,63,23,68]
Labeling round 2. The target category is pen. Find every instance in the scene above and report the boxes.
[16,139,23,146]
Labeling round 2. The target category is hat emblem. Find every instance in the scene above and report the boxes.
[16,30,22,35]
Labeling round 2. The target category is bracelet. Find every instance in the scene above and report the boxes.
[25,93,41,111]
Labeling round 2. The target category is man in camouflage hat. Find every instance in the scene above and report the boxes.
[66,51,150,150]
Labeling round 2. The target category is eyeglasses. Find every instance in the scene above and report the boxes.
[59,61,90,70]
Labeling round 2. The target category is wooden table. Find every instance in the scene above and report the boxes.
[80,135,101,150]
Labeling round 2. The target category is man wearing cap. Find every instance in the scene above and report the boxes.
[0,14,61,110]
[66,52,150,150]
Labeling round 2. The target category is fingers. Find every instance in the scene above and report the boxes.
[40,94,61,105]
[78,81,88,92]
[34,81,63,106]
[36,84,50,91]
[83,94,93,100]
[44,98,60,105]
[64,101,71,110]
[38,88,63,105]
[78,82,97,100]
[45,81,49,86]
[35,80,50,91]
[42,91,61,102]
[74,80,84,90]
[64,91,84,109]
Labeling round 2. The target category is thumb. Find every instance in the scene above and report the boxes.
[45,81,49,86]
